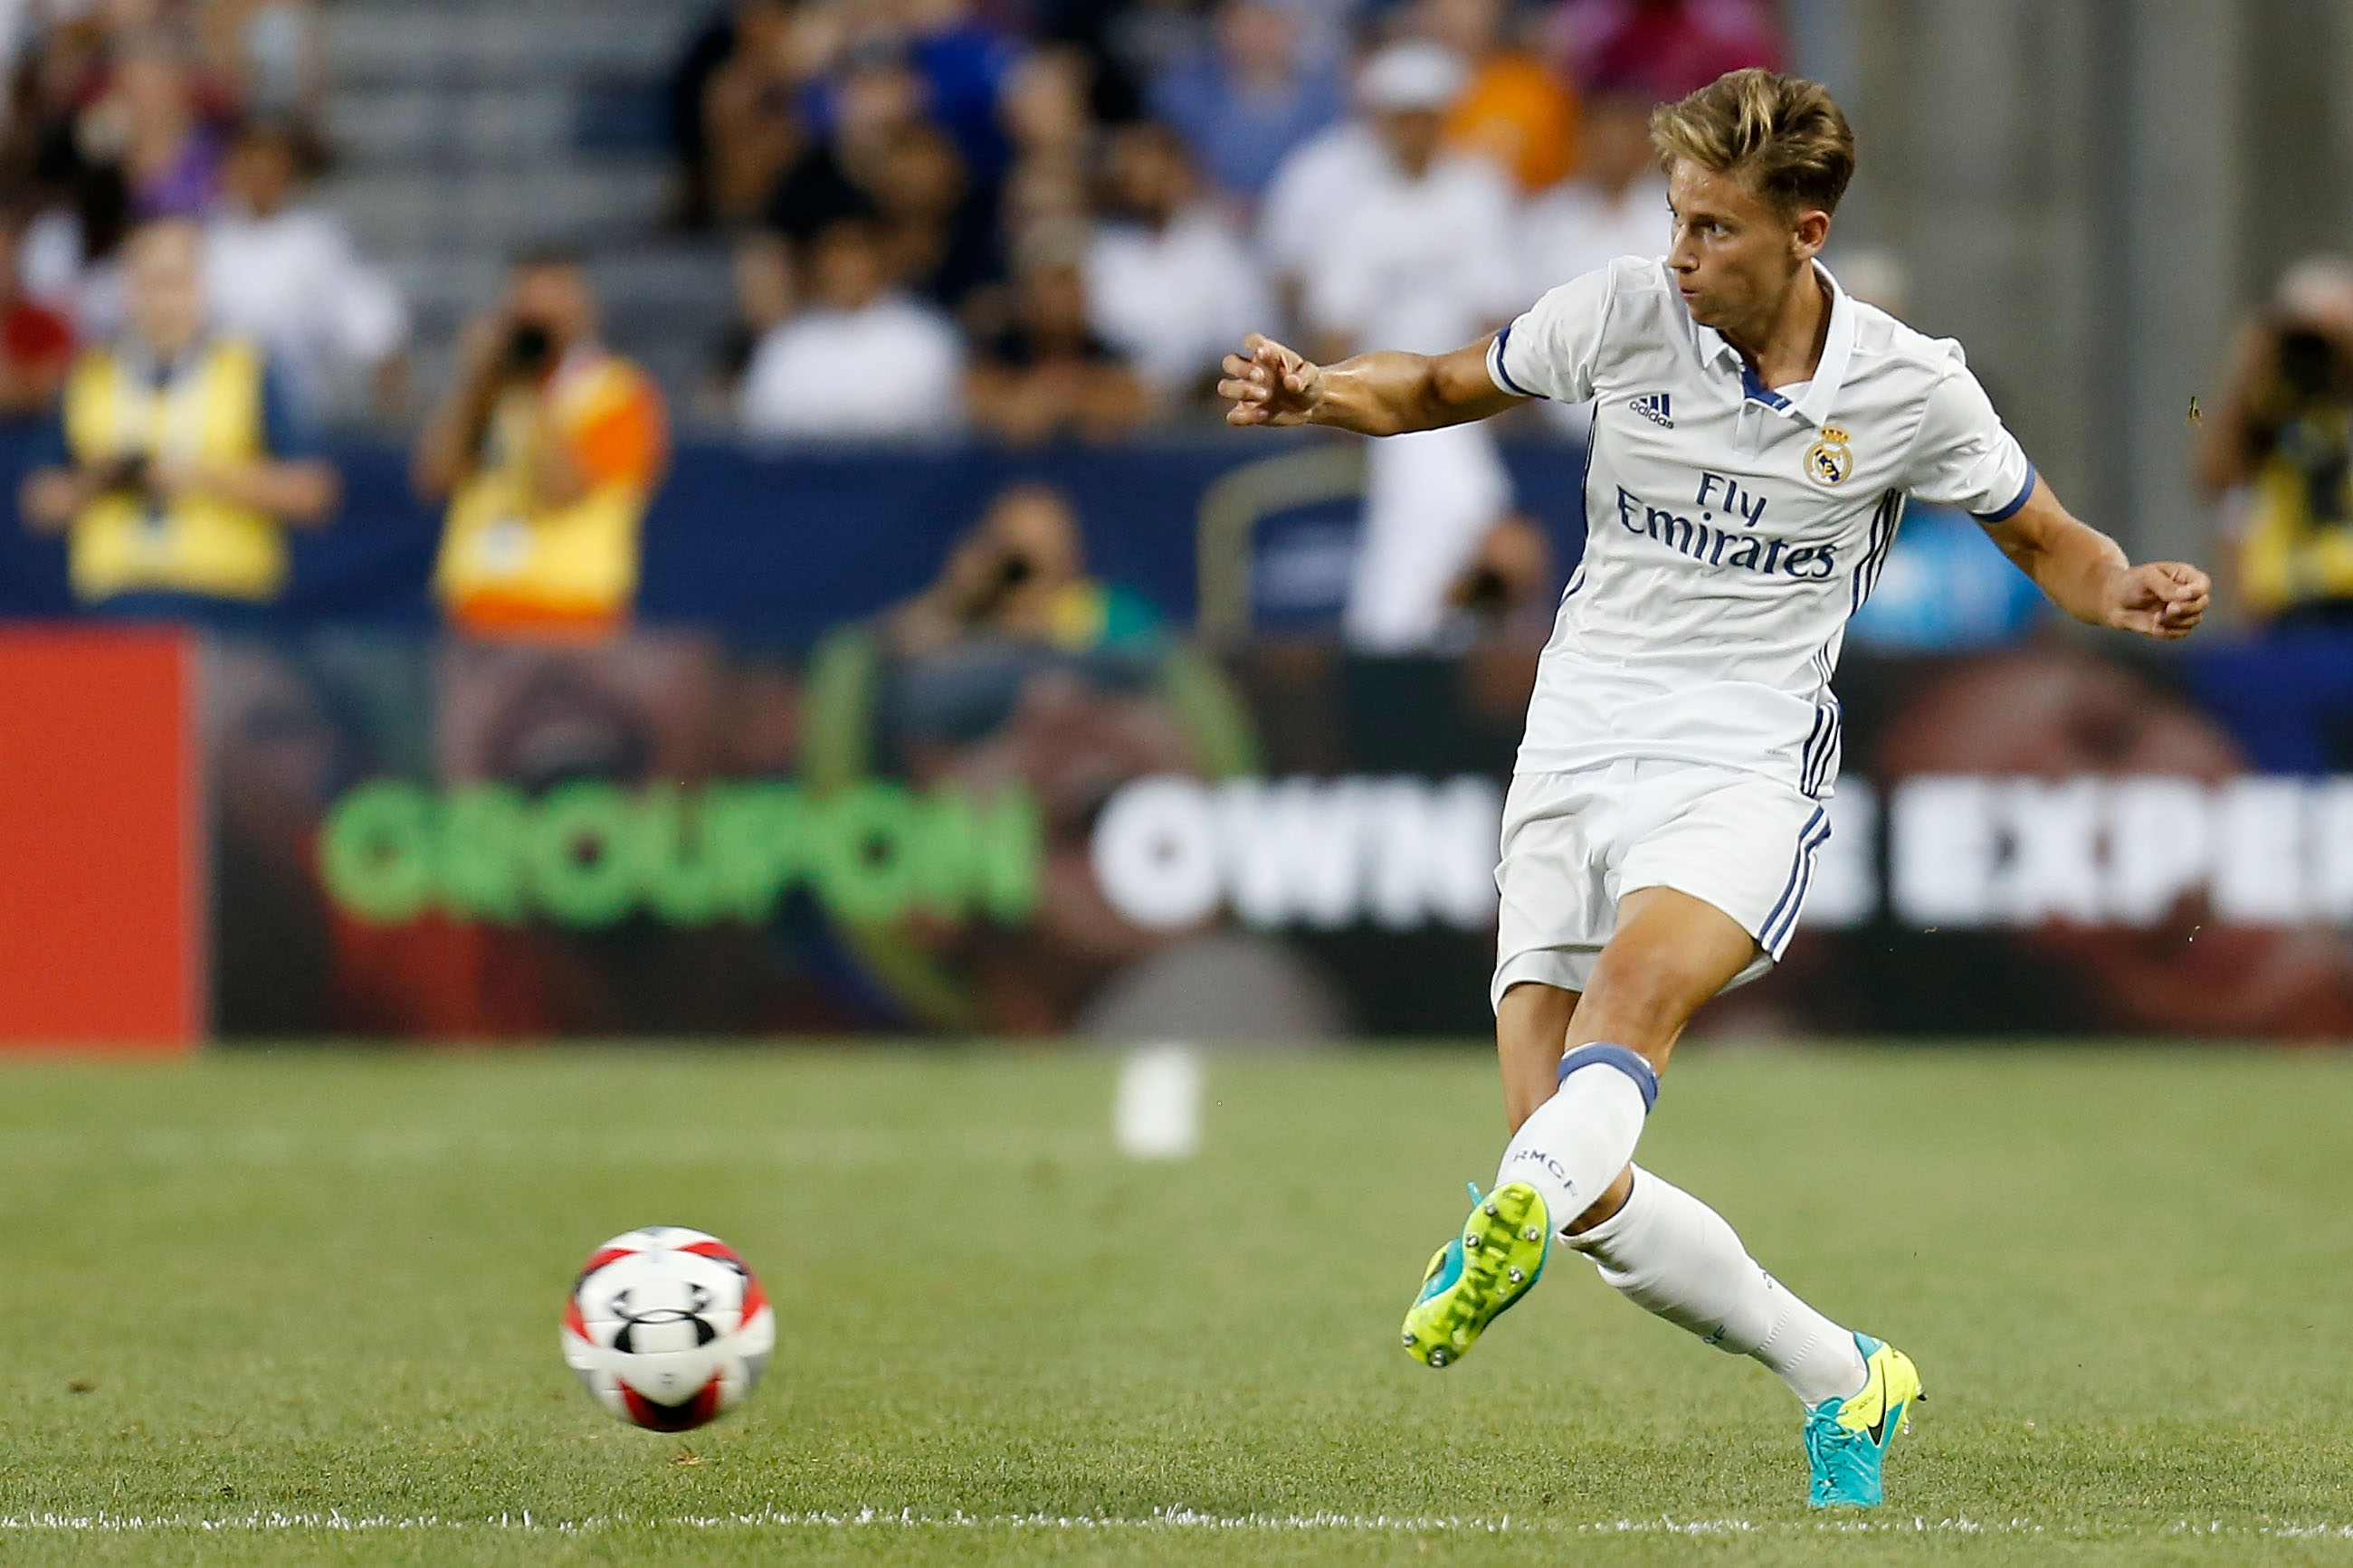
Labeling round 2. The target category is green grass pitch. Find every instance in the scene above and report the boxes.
[2,1044,2350,1565]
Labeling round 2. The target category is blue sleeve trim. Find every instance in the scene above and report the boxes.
[1558,1041,1659,1112]
[1490,325,1539,399]
[1972,461,2038,524]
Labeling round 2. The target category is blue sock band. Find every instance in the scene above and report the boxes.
[1558,1042,1659,1113]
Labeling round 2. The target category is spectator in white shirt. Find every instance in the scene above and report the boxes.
[1257,99,1385,337]
[1086,122,1273,404]
[202,121,409,423]
[1518,83,1671,299]
[1300,43,1521,361]
[738,214,967,442]
[1294,41,1523,653]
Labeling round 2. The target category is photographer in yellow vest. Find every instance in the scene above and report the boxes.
[19,219,341,618]
[413,250,669,639]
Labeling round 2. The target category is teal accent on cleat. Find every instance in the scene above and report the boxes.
[1805,1332,1926,1508]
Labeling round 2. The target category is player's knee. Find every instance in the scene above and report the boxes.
[1581,945,1704,1044]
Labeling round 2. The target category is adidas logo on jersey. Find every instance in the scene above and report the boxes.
[1630,392,1673,428]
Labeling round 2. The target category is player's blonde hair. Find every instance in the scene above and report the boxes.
[1650,69,1855,217]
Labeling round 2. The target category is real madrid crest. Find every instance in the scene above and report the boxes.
[1805,424,1853,486]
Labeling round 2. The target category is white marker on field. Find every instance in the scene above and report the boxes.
[1114,1043,1202,1161]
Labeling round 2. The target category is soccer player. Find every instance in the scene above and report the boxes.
[1219,68,2210,1508]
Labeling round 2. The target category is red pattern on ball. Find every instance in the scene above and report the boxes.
[573,1244,637,1286]
[680,1237,767,1323]
[619,1373,725,1432]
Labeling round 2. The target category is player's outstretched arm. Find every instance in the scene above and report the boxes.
[1979,475,2211,640]
[1218,333,1523,437]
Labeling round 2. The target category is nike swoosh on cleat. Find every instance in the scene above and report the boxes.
[1867,1383,1909,1448]
[1863,1365,1891,1444]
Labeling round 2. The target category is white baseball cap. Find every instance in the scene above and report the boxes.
[1357,42,1469,112]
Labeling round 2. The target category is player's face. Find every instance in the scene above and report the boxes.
[1664,160,1824,336]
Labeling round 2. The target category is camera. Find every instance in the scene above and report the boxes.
[504,321,556,376]
[98,451,151,497]
[1453,565,1514,616]
[959,549,1036,623]
[2262,315,2353,406]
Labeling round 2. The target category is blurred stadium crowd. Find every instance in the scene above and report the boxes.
[3,0,2353,638]
[0,0,1788,642]
[0,0,1784,443]
[0,0,397,420]
[672,0,1762,442]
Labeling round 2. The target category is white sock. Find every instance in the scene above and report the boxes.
[1493,1043,1657,1239]
[1569,1165,1868,1409]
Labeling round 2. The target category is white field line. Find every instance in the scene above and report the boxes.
[2,1509,2349,1538]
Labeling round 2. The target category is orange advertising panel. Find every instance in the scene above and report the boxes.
[0,625,200,1050]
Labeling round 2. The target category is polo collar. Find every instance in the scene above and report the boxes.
[1690,260,1853,428]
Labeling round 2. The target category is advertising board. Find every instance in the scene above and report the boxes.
[204,630,2353,1041]
[0,625,200,1050]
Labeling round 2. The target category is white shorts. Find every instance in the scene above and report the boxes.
[1491,760,1830,1011]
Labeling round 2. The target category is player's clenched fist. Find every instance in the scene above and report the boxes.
[2103,561,2212,641]
[1220,334,1324,426]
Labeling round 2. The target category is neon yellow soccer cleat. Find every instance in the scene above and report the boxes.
[1805,1334,1925,1507]
[1400,1182,1549,1369]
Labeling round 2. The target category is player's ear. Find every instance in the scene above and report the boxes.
[1791,207,1830,261]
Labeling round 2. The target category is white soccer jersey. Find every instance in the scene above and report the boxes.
[1488,256,2035,796]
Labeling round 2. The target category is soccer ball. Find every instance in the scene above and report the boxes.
[561,1226,775,1431]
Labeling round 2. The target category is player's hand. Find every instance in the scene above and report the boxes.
[1219,333,1324,426]
[2104,561,2211,640]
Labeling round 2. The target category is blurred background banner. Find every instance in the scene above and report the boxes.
[203,624,2353,1043]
